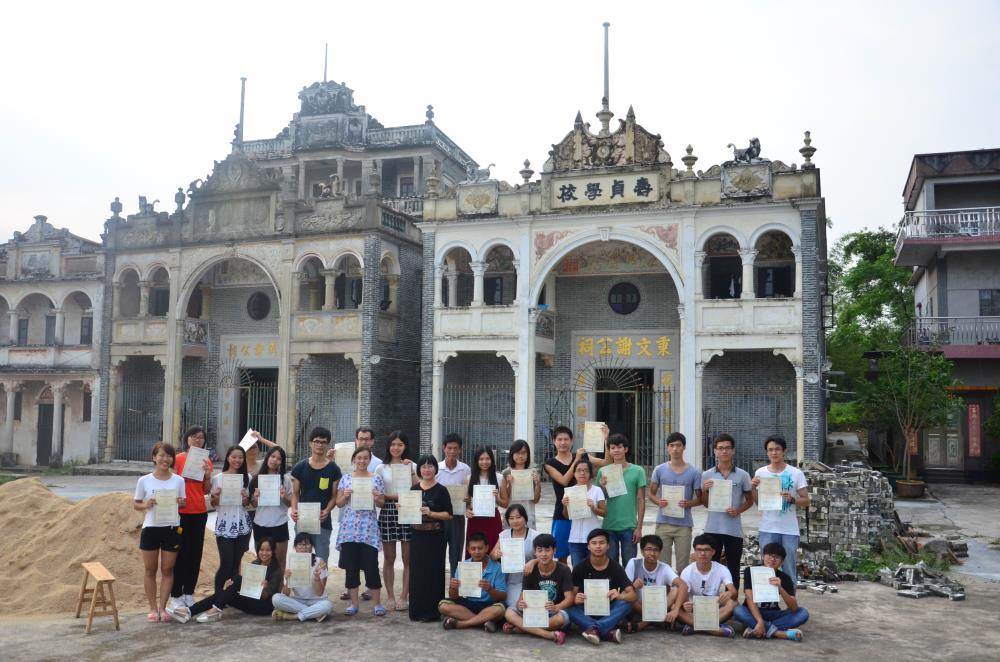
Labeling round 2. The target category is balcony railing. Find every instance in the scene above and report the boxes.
[381,197,423,216]
[242,137,293,157]
[896,206,1000,253]
[904,316,1000,347]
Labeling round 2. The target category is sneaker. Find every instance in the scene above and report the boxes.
[442,617,458,630]
[195,609,222,623]
[164,603,190,624]
[602,628,622,644]
[483,620,498,633]
[681,625,695,636]
[581,628,601,645]
[182,595,195,608]
[552,631,566,645]
[272,609,293,621]
[719,625,735,638]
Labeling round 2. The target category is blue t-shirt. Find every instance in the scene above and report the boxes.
[650,462,702,527]
[453,558,507,605]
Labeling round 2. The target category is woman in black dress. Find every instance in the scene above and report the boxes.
[408,454,453,622]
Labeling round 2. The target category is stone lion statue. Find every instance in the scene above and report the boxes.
[727,138,761,163]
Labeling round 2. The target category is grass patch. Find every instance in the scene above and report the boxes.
[0,474,21,486]
[834,540,951,580]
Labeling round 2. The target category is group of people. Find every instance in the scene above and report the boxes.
[133,422,810,645]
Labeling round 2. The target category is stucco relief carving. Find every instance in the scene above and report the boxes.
[722,163,772,198]
[457,182,499,216]
[637,224,678,250]
[297,207,364,233]
[118,226,164,249]
[534,230,571,260]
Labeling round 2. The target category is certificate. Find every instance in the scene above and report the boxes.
[457,561,482,598]
[446,485,467,516]
[659,484,684,518]
[583,421,605,453]
[397,490,422,525]
[239,563,266,600]
[521,590,549,628]
[602,463,627,498]
[153,488,178,526]
[707,479,733,513]
[181,446,209,481]
[583,579,610,616]
[287,552,312,588]
[472,484,496,517]
[388,464,411,496]
[641,584,667,622]
[693,595,719,631]
[220,473,244,506]
[510,469,534,501]
[565,485,591,520]
[757,476,783,511]
[500,537,525,574]
[296,501,321,534]
[351,476,374,511]
[333,442,355,470]
[238,429,257,452]
[257,474,281,507]
[750,566,780,603]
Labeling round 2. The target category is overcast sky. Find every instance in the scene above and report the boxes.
[2,1,999,246]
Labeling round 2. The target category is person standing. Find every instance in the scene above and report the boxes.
[437,433,471,571]
[335,446,387,616]
[465,447,507,550]
[335,425,381,602]
[250,446,293,573]
[500,439,541,530]
[208,446,252,596]
[595,433,647,566]
[649,432,702,571]
[289,426,341,562]
[563,459,607,566]
[543,426,579,563]
[701,433,753,591]
[170,426,212,610]
[408,455,454,622]
[752,435,809,582]
[376,430,417,611]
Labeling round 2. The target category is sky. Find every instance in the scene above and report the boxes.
[2,0,999,245]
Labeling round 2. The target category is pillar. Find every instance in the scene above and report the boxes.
[446,270,458,309]
[361,159,375,195]
[336,159,344,195]
[285,362,299,462]
[297,162,307,199]
[386,275,399,313]
[291,273,301,312]
[431,360,444,458]
[792,246,803,297]
[412,156,422,195]
[678,216,699,466]
[321,270,339,311]
[50,383,65,466]
[104,364,120,462]
[740,250,757,300]
[795,364,806,463]
[433,266,444,307]
[53,308,65,345]
[8,310,19,345]
[471,261,485,307]
[518,314,538,455]
[162,260,182,446]
[2,382,18,459]
[694,251,705,297]
[112,284,122,319]
[275,243,296,449]
[138,281,151,317]
[694,361,705,469]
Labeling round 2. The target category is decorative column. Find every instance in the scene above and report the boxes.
[297,162,307,199]
[336,159,345,195]
[321,270,339,311]
[518,312,538,454]
[8,310,19,345]
[138,281,151,317]
[361,159,375,195]
[50,383,65,466]
[446,269,458,309]
[433,265,444,308]
[739,250,757,300]
[386,274,399,313]
[412,156,422,195]
[1,381,20,464]
[112,283,122,319]
[792,246,803,297]
[291,273,301,312]
[471,261,485,307]
[794,363,806,463]
[694,251,706,297]
[430,360,444,458]
[275,242,296,450]
[104,364,121,462]
[53,308,65,345]
[285,362,300,463]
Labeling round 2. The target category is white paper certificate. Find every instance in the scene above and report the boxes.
[584,578,610,616]
[603,463,627,498]
[351,476,374,511]
[583,421,605,453]
[472,484,496,517]
[521,590,549,628]
[397,490,422,525]
[565,484,591,520]
[238,429,257,452]
[220,473,244,506]
[757,476,783,511]
[334,442,355,470]
[659,484,685,518]
[239,563,266,600]
[446,485,467,516]
[707,479,733,512]
[500,537,525,574]
[287,552,312,588]
[751,566,780,603]
[693,595,719,631]
[641,584,667,622]
[296,501,321,534]
[511,469,533,501]
[181,446,209,481]
[457,561,482,598]
[257,474,281,507]
[153,488,178,526]
[388,464,411,496]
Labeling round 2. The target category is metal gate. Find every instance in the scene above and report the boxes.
[440,384,515,467]
[701,385,796,474]
[243,382,277,445]
[116,378,164,461]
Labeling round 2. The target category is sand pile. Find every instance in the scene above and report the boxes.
[0,478,223,615]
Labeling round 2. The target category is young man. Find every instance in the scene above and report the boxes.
[440,531,507,631]
[677,534,736,638]
[751,435,809,582]
[734,542,808,641]
[649,432,702,571]
[437,433,472,572]
[289,426,341,562]
[596,434,647,566]
[567,528,636,645]
[701,433,753,591]
[504,533,573,645]
[624,535,686,632]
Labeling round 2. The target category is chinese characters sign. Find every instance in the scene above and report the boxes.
[551,172,659,209]
[968,403,981,458]
[221,335,280,367]
[576,334,673,359]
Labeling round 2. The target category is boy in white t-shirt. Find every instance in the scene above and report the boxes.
[678,534,736,638]
[624,535,687,633]
[751,435,809,582]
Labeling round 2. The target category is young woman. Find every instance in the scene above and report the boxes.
[272,533,334,622]
[189,537,282,622]
[465,447,508,550]
[170,425,212,610]
[250,446,293,572]
[561,459,607,566]
[490,504,538,608]
[376,430,417,611]
[133,442,188,623]
[408,454,453,622]
[500,440,541,530]
[209,446,252,595]
[335,446,386,616]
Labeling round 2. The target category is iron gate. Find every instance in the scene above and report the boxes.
[243,382,278,446]
[701,385,796,474]
[116,378,164,461]
[440,384,515,467]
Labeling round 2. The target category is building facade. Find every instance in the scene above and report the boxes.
[894,148,1000,481]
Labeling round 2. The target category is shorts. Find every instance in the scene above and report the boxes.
[140,526,181,552]
[551,519,571,559]
[439,598,505,614]
[253,522,290,544]
[513,608,571,630]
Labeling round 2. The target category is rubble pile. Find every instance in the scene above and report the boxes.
[879,561,966,601]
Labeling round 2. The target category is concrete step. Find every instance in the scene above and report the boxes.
[923,467,968,484]
[71,461,150,477]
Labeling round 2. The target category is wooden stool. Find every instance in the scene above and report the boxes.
[75,562,120,634]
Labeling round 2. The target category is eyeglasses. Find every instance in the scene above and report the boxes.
[310,439,330,445]
[715,446,734,451]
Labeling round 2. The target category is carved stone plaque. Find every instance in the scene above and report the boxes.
[457,182,499,216]
[721,163,772,198]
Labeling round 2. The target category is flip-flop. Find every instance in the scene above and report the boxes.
[374,604,387,617]
[384,598,396,611]
[147,612,161,622]
[395,600,408,611]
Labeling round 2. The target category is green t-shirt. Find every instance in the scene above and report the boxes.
[596,463,648,531]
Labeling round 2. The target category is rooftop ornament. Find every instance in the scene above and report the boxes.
[681,145,698,175]
[519,159,534,185]
[800,130,817,169]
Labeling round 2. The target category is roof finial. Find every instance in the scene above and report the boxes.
[323,43,328,82]
[234,77,247,151]
[596,22,613,137]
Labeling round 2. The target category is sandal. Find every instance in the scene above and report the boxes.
[395,600,408,611]
[384,598,397,611]
[502,622,516,634]
[345,605,359,616]
[147,612,161,622]
[785,629,803,642]
[374,604,387,617]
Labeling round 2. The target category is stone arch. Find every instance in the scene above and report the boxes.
[14,292,56,345]
[435,239,478,265]
[113,264,141,283]
[12,290,56,312]
[148,267,170,317]
[298,256,327,311]
[697,225,748,252]
[143,262,169,281]
[701,232,742,299]
[178,253,282,318]
[62,290,94,346]
[439,245,474,308]
[753,229,796,298]
[482,244,517,306]
[332,253,364,310]
[379,254,399,313]
[293,251,328,272]
[478,238,519,262]
[330,250,365,270]
[749,222,799,250]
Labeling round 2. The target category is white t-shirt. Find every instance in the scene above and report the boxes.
[134,472,186,528]
[375,462,417,496]
[680,561,733,597]
[754,465,808,536]
[568,484,606,543]
[253,473,294,528]
[291,557,329,599]
[625,557,678,587]
[498,526,538,586]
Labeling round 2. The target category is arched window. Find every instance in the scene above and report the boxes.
[703,234,741,299]
[754,231,795,298]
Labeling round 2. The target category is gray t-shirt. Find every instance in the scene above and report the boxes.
[650,462,702,527]
[701,466,752,537]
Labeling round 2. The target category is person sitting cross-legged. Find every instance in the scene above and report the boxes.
[677,534,737,638]
[566,528,637,645]
[623,534,687,633]
[734,542,809,641]
[439,532,508,632]
[503,533,573,645]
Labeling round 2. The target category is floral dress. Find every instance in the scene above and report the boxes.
[335,473,385,551]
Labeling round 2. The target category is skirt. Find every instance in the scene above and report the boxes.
[466,511,503,550]
[378,501,412,543]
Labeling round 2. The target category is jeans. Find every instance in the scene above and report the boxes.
[569,543,590,567]
[606,529,636,566]
[271,594,334,621]
[297,527,331,563]
[567,599,633,637]
[734,605,809,632]
[758,532,799,582]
